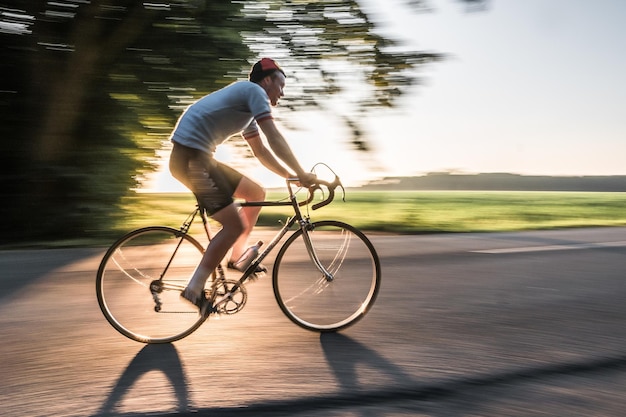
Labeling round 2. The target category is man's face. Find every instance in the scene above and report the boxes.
[262,72,285,106]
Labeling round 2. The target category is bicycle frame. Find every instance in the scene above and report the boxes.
[175,178,337,310]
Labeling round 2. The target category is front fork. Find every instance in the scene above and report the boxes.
[299,219,334,282]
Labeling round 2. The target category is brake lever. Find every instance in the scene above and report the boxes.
[336,177,346,203]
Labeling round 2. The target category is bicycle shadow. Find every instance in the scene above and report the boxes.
[320,332,415,396]
[95,343,191,416]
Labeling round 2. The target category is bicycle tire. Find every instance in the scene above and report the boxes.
[272,221,381,332]
[96,226,207,343]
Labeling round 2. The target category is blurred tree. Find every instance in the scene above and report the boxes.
[1,1,250,241]
[238,0,450,154]
[0,0,485,243]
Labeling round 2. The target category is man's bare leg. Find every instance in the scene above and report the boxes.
[229,176,265,262]
[183,203,244,298]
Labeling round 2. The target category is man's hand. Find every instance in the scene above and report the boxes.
[297,172,317,188]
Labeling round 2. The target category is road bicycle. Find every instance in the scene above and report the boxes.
[96,168,381,344]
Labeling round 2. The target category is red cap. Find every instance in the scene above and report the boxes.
[260,58,280,71]
[249,58,285,83]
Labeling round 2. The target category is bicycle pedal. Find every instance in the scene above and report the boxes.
[247,272,263,281]
[200,301,217,318]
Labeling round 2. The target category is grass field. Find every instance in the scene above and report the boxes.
[122,190,626,235]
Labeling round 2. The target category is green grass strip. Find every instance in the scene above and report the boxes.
[123,190,626,235]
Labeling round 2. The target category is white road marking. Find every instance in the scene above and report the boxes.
[472,241,626,254]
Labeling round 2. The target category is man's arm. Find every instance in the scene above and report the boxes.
[246,135,292,179]
[254,119,316,186]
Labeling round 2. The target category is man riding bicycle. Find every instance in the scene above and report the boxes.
[168,58,316,312]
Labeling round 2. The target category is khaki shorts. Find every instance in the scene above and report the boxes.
[169,142,243,215]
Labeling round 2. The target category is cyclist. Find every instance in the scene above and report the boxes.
[169,58,316,313]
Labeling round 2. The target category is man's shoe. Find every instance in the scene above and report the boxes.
[227,261,267,274]
[180,287,214,318]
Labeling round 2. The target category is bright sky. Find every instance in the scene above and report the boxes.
[150,0,626,191]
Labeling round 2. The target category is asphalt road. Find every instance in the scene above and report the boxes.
[1,227,626,416]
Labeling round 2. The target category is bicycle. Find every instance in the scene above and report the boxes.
[96,168,381,343]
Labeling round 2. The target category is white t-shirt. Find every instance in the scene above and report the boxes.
[170,81,272,154]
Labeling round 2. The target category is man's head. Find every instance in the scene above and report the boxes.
[249,58,286,106]
[249,58,285,83]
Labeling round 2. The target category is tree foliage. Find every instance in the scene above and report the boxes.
[0,0,484,243]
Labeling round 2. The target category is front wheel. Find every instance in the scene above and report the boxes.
[273,221,381,332]
[96,226,207,343]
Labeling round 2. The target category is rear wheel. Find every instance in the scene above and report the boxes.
[96,227,207,343]
[273,221,381,332]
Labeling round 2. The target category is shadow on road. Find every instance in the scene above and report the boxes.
[93,334,414,417]
[0,248,102,301]
[320,332,415,391]
[95,344,190,416]
[91,335,626,417]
